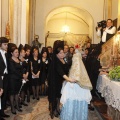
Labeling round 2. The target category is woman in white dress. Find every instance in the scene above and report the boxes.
[60,44,92,120]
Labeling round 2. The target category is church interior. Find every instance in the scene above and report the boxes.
[0,0,120,120]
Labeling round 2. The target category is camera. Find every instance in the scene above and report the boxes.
[97,20,106,29]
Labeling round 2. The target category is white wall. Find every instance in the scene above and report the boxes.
[35,0,105,44]
[47,18,89,34]
[112,0,118,20]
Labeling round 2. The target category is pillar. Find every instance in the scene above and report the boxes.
[29,0,36,45]
[12,0,29,46]
[20,0,29,45]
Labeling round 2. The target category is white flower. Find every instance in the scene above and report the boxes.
[38,59,40,63]
[22,79,26,84]
[45,60,48,64]
[20,62,22,65]
[25,59,28,62]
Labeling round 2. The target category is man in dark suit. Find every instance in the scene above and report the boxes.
[0,76,3,99]
[0,37,10,119]
[82,48,89,68]
[0,65,3,96]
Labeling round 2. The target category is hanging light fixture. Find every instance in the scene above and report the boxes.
[61,12,70,33]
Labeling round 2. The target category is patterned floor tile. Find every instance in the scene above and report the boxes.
[5,97,100,120]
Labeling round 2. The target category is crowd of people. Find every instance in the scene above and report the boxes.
[0,37,106,120]
[0,37,52,120]
[0,18,119,120]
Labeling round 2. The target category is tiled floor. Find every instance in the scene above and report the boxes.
[4,97,100,120]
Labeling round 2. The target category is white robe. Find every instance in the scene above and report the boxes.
[60,51,92,105]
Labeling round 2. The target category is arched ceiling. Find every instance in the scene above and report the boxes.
[49,12,89,26]
[46,6,94,39]
[46,6,94,27]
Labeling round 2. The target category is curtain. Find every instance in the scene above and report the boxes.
[47,33,89,47]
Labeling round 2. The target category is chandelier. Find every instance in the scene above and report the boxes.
[61,12,70,33]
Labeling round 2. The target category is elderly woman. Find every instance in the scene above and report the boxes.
[8,46,23,114]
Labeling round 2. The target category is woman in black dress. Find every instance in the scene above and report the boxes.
[48,46,76,119]
[31,47,40,100]
[8,46,23,114]
[18,45,29,106]
[47,46,53,62]
[39,47,49,96]
[24,44,31,102]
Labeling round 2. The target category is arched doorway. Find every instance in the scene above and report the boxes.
[45,6,94,47]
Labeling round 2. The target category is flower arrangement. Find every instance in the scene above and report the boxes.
[75,44,80,49]
[108,66,120,81]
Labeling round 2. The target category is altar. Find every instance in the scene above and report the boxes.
[96,75,120,120]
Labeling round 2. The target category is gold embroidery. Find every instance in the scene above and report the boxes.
[69,53,93,90]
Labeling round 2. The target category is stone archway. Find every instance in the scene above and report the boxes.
[45,6,94,47]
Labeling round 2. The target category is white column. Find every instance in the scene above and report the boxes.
[17,0,22,45]
[13,0,29,46]
[20,0,29,45]
[10,0,23,43]
[9,0,14,42]
[0,0,1,37]
[20,0,27,45]
[13,0,19,45]
[29,0,36,45]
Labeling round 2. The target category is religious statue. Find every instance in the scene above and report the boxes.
[31,35,42,49]
[5,22,10,40]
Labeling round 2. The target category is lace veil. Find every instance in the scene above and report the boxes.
[69,49,93,90]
